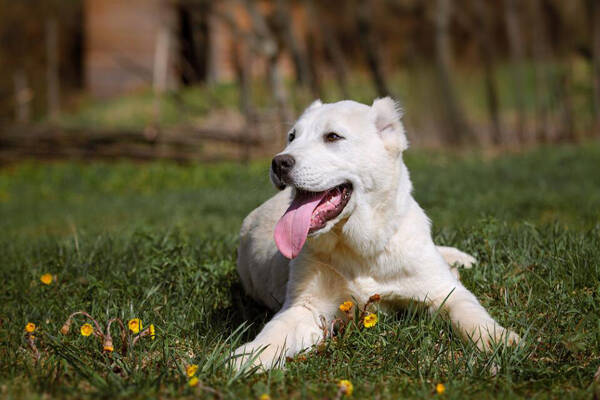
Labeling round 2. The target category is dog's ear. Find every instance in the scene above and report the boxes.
[304,99,323,113]
[370,97,408,153]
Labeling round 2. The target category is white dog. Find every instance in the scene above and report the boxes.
[235,98,519,369]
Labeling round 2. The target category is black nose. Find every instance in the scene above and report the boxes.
[271,154,295,182]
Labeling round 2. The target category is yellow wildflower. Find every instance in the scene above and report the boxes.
[338,379,354,396]
[103,345,114,352]
[259,394,271,400]
[80,323,93,337]
[128,318,142,334]
[436,383,445,395]
[149,324,156,340]
[188,377,199,387]
[40,273,53,285]
[186,364,198,377]
[363,313,378,328]
[339,301,353,312]
[25,322,36,333]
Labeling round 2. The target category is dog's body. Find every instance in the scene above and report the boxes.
[235,98,518,369]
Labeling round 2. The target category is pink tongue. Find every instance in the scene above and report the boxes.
[274,191,327,259]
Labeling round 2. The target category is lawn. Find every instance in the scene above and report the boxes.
[0,143,599,399]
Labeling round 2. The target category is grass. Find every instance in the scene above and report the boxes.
[0,142,599,399]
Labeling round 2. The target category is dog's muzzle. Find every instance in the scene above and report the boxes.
[271,154,295,190]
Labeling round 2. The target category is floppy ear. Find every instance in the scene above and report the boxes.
[370,97,408,153]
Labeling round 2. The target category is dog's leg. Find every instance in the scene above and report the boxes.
[420,275,520,350]
[232,261,341,370]
[436,246,477,268]
[400,241,518,350]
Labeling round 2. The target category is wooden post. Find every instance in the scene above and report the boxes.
[46,18,60,122]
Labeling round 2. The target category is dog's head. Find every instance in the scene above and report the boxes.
[271,98,410,259]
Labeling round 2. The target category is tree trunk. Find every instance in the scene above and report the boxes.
[557,66,576,142]
[433,0,472,145]
[305,31,323,99]
[233,39,254,163]
[355,0,391,97]
[46,18,60,122]
[593,0,600,135]
[13,69,31,123]
[243,0,292,148]
[274,0,313,94]
[472,0,502,145]
[528,0,551,142]
[503,0,527,143]
[305,0,348,98]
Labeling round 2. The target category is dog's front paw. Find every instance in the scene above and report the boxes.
[438,246,477,269]
[471,323,520,351]
[231,341,286,371]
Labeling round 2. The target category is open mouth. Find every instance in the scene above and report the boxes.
[307,183,353,233]
[274,183,353,259]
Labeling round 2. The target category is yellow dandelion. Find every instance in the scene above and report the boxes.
[40,273,53,285]
[363,313,378,328]
[436,383,445,395]
[128,318,142,334]
[339,301,354,312]
[188,377,199,387]
[338,379,354,396]
[259,394,271,400]
[103,345,114,352]
[25,322,36,333]
[80,323,93,337]
[149,324,156,340]
[186,364,198,377]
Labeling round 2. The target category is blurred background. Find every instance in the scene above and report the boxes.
[0,0,598,162]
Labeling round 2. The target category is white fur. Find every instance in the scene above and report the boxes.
[235,98,519,369]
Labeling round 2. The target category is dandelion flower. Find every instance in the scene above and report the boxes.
[339,301,353,312]
[149,324,156,340]
[103,345,114,352]
[259,394,271,400]
[80,323,93,337]
[436,383,445,395]
[128,318,142,334]
[188,377,199,387]
[186,364,198,377]
[25,322,36,333]
[363,313,378,328]
[40,273,53,285]
[338,379,354,396]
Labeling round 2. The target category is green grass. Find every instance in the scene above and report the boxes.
[1,143,599,399]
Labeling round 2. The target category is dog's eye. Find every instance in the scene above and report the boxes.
[324,132,344,143]
[288,130,296,143]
